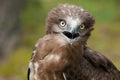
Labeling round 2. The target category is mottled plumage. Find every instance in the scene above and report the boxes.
[28,3,120,80]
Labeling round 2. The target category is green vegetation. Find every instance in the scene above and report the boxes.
[0,0,120,80]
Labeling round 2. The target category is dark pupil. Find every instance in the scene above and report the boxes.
[62,22,64,25]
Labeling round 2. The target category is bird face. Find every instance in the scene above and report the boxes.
[53,16,93,44]
[46,4,95,44]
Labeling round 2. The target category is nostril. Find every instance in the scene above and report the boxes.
[63,31,80,39]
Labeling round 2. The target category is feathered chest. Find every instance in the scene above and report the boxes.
[29,35,83,80]
[33,37,83,69]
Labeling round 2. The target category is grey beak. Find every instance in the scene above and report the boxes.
[63,31,79,39]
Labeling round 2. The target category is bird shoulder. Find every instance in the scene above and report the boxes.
[84,47,118,72]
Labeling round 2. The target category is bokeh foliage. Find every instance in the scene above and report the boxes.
[0,0,120,80]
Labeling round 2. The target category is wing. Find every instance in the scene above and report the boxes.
[63,47,120,80]
[83,47,120,79]
[27,36,51,80]
[28,35,55,80]
[84,47,118,71]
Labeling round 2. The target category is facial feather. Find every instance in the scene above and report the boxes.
[46,3,95,34]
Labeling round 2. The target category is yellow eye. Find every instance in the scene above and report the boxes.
[80,24,85,30]
[59,21,66,27]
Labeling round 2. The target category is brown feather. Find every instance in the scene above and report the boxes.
[31,33,84,80]
[28,3,120,80]
[46,3,95,34]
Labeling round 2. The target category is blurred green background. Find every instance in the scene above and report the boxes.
[0,0,120,80]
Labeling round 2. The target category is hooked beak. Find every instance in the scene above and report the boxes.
[62,26,94,39]
[63,26,80,39]
[63,31,79,39]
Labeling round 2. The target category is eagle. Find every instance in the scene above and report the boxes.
[28,3,120,80]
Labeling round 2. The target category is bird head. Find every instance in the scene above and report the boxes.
[46,4,95,44]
